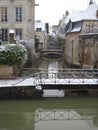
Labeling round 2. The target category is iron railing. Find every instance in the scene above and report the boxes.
[20,68,98,85]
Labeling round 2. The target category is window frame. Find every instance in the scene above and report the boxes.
[16,7,22,22]
[1,29,8,42]
[15,28,23,40]
[1,7,8,22]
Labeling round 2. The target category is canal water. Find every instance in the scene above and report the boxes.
[33,57,68,97]
[35,109,98,130]
[0,58,98,130]
[0,98,98,130]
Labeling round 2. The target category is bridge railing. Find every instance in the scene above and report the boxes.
[20,68,98,85]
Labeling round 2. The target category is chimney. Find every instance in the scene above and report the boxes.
[89,0,93,5]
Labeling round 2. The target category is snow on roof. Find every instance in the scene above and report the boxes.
[65,3,98,25]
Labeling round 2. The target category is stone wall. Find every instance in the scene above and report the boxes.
[0,65,14,79]
[0,0,35,42]
[64,32,80,66]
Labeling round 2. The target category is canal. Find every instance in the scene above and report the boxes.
[32,57,68,97]
[0,58,98,130]
[0,98,98,130]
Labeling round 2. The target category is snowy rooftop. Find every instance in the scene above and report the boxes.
[65,3,98,25]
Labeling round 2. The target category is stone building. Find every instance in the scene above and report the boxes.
[64,1,98,68]
[0,0,35,43]
[35,20,49,49]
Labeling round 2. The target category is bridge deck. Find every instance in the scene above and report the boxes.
[0,77,98,88]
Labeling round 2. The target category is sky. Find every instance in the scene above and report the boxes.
[35,0,98,25]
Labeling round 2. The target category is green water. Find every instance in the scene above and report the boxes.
[0,97,98,130]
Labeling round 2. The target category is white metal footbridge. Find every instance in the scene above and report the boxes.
[0,68,98,89]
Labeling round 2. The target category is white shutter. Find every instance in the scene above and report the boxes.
[22,7,26,22]
[11,7,15,22]
[8,7,10,22]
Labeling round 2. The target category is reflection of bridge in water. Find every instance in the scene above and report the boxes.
[35,109,98,128]
[35,109,95,122]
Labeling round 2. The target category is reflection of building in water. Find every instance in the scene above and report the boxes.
[39,58,64,79]
[42,89,64,97]
[35,109,98,130]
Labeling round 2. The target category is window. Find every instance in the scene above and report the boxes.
[16,29,22,40]
[36,28,42,32]
[1,7,7,22]
[1,29,8,41]
[16,7,22,22]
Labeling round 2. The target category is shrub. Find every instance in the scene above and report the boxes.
[0,44,27,66]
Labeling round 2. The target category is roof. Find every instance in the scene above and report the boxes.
[65,2,98,25]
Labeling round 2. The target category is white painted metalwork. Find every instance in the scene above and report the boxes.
[0,68,98,87]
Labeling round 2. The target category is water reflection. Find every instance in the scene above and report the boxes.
[43,89,64,97]
[37,58,67,97]
[0,109,98,130]
[35,109,98,130]
[38,57,66,70]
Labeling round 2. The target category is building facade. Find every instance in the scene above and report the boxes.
[0,0,35,43]
[64,2,98,68]
[35,20,49,49]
